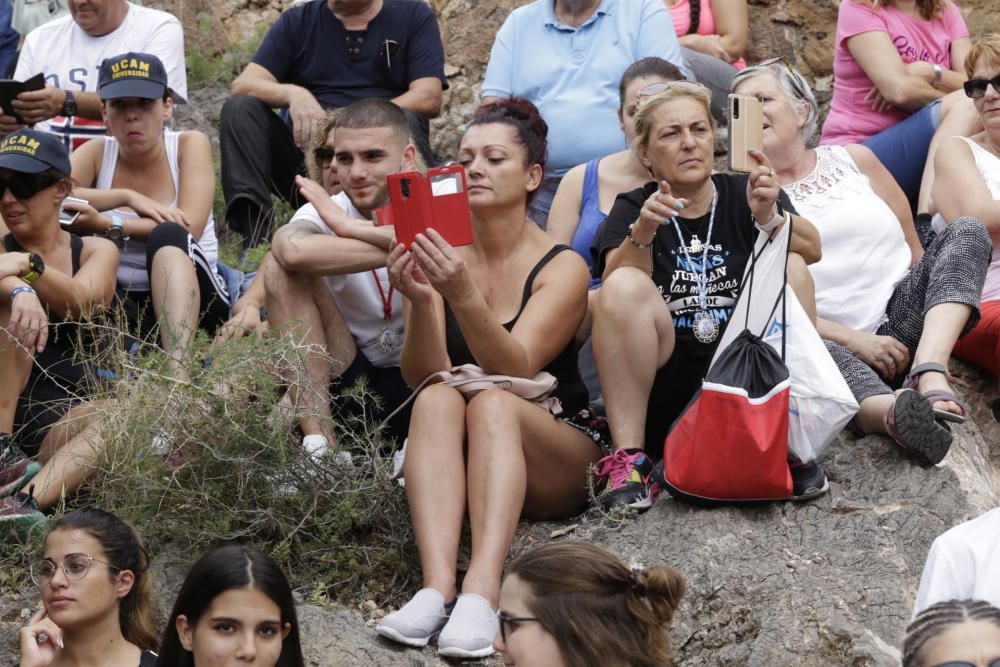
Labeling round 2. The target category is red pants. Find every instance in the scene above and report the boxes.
[954,300,1000,376]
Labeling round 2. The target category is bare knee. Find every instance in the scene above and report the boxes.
[595,267,659,316]
[465,388,519,435]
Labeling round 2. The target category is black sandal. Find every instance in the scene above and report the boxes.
[884,389,953,465]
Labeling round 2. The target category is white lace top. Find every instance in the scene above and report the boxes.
[784,145,911,334]
[931,137,1000,302]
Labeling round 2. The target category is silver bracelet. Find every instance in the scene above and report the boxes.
[628,222,654,249]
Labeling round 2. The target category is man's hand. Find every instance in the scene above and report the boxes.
[288,88,326,151]
[10,87,68,125]
[0,108,26,136]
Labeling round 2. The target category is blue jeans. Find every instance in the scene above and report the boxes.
[215,261,256,313]
[861,101,941,210]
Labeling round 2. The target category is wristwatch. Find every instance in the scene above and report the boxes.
[106,215,124,243]
[21,252,45,284]
[61,90,78,117]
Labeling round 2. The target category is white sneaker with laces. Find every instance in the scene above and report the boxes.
[375,588,450,647]
[437,593,498,658]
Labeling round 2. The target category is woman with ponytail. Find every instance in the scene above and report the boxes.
[378,98,603,659]
[18,508,157,667]
[495,541,686,667]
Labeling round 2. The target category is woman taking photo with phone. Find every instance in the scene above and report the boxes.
[377,98,601,659]
[69,52,229,378]
[156,544,304,667]
[732,59,991,465]
[0,129,117,537]
[17,508,157,667]
[589,81,823,511]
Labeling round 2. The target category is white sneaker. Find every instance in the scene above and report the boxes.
[437,593,498,658]
[302,434,330,460]
[375,588,451,647]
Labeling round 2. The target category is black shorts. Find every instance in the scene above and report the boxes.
[644,351,711,459]
[329,350,412,446]
[13,373,81,457]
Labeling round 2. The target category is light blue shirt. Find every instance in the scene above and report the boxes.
[482,0,688,178]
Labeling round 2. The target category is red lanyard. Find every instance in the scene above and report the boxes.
[372,269,393,322]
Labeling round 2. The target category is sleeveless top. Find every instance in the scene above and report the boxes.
[571,157,607,288]
[96,129,220,292]
[783,145,910,334]
[443,245,588,415]
[932,137,1000,302]
[4,232,89,389]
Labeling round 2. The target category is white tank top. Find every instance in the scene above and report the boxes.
[784,145,912,334]
[96,130,220,292]
[936,137,1000,303]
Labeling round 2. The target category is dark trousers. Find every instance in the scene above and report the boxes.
[219,95,436,248]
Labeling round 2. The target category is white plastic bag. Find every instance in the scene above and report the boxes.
[713,220,858,462]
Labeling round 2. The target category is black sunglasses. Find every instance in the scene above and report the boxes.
[0,172,61,200]
[313,147,335,168]
[497,611,541,642]
[929,660,1000,667]
[964,73,1000,98]
[753,56,810,98]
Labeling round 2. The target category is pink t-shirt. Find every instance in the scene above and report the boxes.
[820,0,968,145]
[668,0,746,69]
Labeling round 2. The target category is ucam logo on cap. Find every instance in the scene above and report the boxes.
[110,58,152,79]
[0,134,41,156]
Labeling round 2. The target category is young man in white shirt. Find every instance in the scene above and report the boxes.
[4,0,186,150]
[266,97,414,455]
[913,507,1000,616]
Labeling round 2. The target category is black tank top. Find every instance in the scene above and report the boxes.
[443,244,587,415]
[4,233,88,388]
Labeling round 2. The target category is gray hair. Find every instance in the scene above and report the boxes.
[731,61,819,145]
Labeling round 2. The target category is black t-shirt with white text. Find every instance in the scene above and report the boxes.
[592,173,797,359]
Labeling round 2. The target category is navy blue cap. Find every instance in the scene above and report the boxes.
[0,129,71,175]
[98,52,184,103]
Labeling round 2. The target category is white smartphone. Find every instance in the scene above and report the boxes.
[59,196,89,226]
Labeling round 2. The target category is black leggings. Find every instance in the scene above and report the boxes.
[120,222,231,342]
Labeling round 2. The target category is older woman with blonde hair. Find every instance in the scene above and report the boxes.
[733,59,991,466]
[589,81,823,511]
[933,34,1000,380]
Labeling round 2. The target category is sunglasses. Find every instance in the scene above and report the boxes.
[30,552,121,586]
[929,660,1000,667]
[752,56,810,99]
[497,611,541,642]
[636,80,709,103]
[313,147,335,168]
[964,73,1000,98]
[0,172,61,200]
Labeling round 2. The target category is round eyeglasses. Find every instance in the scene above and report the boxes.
[30,553,120,586]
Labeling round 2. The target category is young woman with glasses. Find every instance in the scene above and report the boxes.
[0,129,118,538]
[18,508,157,667]
[493,541,685,667]
[903,599,1000,667]
[931,35,1000,382]
[156,544,304,667]
[732,59,991,465]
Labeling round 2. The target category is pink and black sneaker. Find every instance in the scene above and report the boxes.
[594,449,658,511]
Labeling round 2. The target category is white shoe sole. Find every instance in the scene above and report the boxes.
[375,624,435,648]
[437,644,496,658]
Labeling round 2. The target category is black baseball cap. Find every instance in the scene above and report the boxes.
[98,52,185,103]
[0,129,71,175]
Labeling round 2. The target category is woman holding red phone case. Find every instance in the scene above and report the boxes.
[379,98,602,659]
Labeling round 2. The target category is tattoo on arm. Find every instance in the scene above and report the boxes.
[282,221,320,254]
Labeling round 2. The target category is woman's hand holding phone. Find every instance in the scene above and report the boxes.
[19,608,63,667]
[745,149,781,223]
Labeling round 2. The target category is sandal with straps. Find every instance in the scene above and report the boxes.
[903,361,968,424]
[884,389,953,465]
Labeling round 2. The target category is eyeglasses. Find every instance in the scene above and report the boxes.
[0,173,61,200]
[929,660,1000,667]
[497,611,542,642]
[964,73,1000,98]
[636,80,709,104]
[313,147,335,169]
[751,56,810,99]
[30,553,121,586]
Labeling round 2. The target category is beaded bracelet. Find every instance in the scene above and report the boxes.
[10,286,36,300]
[628,222,654,249]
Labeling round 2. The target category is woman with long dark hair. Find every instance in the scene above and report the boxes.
[156,544,303,667]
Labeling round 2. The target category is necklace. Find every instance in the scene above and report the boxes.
[670,185,719,344]
[371,269,400,353]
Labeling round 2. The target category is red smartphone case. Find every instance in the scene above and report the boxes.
[373,165,473,249]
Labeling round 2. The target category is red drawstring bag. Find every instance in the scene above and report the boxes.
[661,227,792,504]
